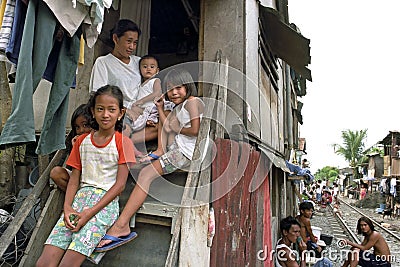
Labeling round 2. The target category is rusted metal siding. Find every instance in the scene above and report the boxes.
[210,139,272,267]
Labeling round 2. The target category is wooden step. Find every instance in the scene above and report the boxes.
[119,171,187,231]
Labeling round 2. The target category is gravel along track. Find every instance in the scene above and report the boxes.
[309,197,400,266]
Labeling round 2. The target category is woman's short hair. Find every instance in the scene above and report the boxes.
[110,19,141,40]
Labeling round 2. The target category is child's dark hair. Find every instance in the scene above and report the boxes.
[299,201,314,211]
[70,104,91,137]
[280,216,301,235]
[88,85,125,132]
[163,68,197,101]
[139,55,160,82]
[139,54,159,68]
[110,19,141,44]
[65,104,91,152]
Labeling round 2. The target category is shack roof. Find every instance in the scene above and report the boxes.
[379,131,400,145]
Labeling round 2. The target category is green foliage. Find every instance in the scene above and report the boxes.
[314,166,339,182]
[333,129,368,167]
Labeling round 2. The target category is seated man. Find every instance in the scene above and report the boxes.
[342,216,391,267]
[275,216,307,267]
[295,201,322,253]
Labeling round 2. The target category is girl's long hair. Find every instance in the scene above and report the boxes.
[357,216,374,235]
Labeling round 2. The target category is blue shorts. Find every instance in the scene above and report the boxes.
[358,251,391,267]
[45,187,119,256]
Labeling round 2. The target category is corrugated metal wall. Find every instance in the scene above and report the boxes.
[210,139,273,267]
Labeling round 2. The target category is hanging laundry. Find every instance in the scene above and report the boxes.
[0,0,7,25]
[0,0,80,155]
[0,0,16,56]
[5,0,28,64]
[73,0,112,33]
[43,0,111,48]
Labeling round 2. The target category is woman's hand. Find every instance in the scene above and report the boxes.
[126,107,143,121]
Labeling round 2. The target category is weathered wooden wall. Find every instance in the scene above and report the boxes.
[210,139,272,267]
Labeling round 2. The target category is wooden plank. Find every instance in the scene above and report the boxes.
[135,216,172,227]
[18,189,65,267]
[0,149,66,258]
[165,51,222,267]
[215,56,228,139]
[287,175,305,180]
[179,200,209,267]
[247,149,260,267]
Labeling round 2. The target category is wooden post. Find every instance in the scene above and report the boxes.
[0,60,15,206]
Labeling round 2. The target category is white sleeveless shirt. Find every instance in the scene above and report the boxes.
[174,98,204,160]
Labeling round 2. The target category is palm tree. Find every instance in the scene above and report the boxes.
[333,129,368,167]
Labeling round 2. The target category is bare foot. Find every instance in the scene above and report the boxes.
[97,223,132,247]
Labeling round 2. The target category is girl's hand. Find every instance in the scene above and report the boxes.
[71,208,92,233]
[63,206,79,230]
[71,135,79,146]
[154,95,164,109]
[146,120,156,127]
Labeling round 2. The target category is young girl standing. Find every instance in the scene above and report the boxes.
[36,85,136,267]
[50,104,92,191]
[96,68,204,251]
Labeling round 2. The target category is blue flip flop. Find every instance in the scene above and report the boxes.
[139,152,160,164]
[94,232,138,253]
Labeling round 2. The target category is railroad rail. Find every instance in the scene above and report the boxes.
[339,198,400,242]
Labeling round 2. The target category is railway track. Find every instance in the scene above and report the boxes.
[316,198,400,266]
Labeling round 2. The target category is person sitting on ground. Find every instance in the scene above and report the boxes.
[295,201,322,253]
[342,216,391,267]
[333,199,342,217]
[50,104,92,191]
[326,191,333,205]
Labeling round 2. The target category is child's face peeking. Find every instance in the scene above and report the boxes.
[74,115,91,135]
[140,58,159,80]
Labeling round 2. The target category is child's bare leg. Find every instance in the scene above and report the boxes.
[36,245,64,267]
[58,250,86,267]
[50,166,70,191]
[98,161,163,247]
[139,121,165,162]
[131,126,158,144]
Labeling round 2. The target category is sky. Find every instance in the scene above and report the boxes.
[287,0,400,173]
